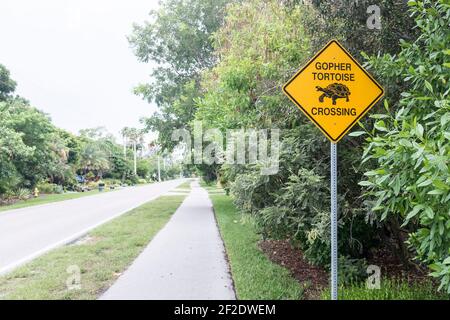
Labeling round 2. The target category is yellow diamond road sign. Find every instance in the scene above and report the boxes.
[283,40,384,143]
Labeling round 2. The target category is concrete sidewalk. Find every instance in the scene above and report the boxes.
[100,181,236,300]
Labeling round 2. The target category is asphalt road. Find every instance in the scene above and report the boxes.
[101,181,235,300]
[0,179,185,275]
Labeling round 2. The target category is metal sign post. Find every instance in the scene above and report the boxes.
[330,142,338,300]
[282,39,384,301]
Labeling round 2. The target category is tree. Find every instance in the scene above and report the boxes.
[121,127,145,176]
[0,64,17,101]
[129,0,230,151]
[306,0,418,58]
[360,0,450,293]
[136,159,151,179]
[0,99,70,188]
[78,141,110,179]
[0,122,33,194]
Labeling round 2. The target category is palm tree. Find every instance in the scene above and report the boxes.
[79,142,110,179]
[121,127,145,176]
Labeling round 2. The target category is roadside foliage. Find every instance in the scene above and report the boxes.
[360,0,450,292]
[133,0,450,294]
[1,0,448,297]
[0,73,180,205]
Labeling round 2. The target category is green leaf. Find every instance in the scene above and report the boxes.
[445,132,450,140]
[414,96,432,101]
[392,176,401,196]
[417,178,433,188]
[415,123,424,139]
[383,100,389,112]
[433,180,449,190]
[429,263,441,271]
[358,181,374,187]
[365,169,386,177]
[424,80,433,93]
[443,257,450,265]
[425,207,435,219]
[404,204,424,222]
[374,120,388,132]
[427,189,444,195]
[348,131,366,137]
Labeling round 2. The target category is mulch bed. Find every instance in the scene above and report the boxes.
[258,239,328,299]
[258,239,432,300]
[367,246,429,284]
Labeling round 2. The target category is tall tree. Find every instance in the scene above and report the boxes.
[128,0,230,151]
[121,127,145,175]
[0,64,17,101]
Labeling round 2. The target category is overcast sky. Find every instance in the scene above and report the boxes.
[0,0,159,139]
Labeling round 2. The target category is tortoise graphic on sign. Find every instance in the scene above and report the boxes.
[316,83,351,105]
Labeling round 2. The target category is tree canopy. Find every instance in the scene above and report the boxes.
[131,0,450,293]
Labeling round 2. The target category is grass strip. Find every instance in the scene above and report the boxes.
[211,194,302,300]
[321,278,449,300]
[0,189,117,213]
[174,180,193,190]
[0,195,186,300]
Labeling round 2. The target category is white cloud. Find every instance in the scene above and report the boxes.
[0,0,160,139]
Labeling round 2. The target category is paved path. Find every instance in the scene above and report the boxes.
[0,179,185,275]
[101,181,236,300]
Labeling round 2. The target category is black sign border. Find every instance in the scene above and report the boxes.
[283,39,385,143]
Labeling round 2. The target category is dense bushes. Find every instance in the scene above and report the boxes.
[194,0,379,277]
[0,99,70,193]
[360,0,450,292]
[0,67,176,201]
[196,0,449,291]
[36,182,64,194]
[132,0,449,292]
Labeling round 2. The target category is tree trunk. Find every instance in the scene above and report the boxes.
[387,217,411,269]
[133,141,137,176]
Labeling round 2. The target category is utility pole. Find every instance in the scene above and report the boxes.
[157,155,161,182]
[123,137,125,157]
[133,140,137,176]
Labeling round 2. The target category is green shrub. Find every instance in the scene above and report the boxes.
[230,170,275,214]
[103,178,121,186]
[53,185,64,194]
[86,181,99,189]
[136,159,151,179]
[126,174,139,186]
[36,182,61,194]
[229,143,379,266]
[360,0,450,293]
[337,256,367,286]
[15,188,31,200]
[252,169,331,264]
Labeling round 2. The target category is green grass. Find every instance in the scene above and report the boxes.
[0,195,186,300]
[211,194,302,300]
[0,189,116,213]
[199,179,215,189]
[199,179,226,194]
[173,180,193,191]
[321,278,449,300]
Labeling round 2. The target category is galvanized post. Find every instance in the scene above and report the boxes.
[330,142,338,300]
